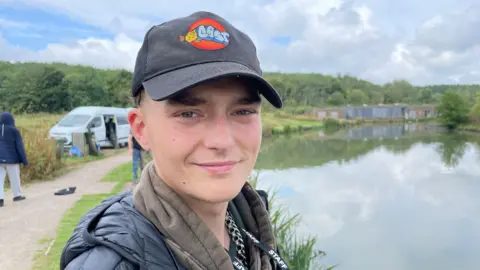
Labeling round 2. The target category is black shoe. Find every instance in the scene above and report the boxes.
[0,199,3,207]
[54,186,76,196]
[13,195,26,202]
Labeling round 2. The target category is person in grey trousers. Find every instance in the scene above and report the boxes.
[0,112,28,207]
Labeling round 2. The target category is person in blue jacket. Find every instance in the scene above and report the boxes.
[0,112,28,207]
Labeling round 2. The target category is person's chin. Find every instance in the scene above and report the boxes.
[197,181,245,203]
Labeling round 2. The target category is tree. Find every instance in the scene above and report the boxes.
[419,88,433,104]
[328,92,346,106]
[1,62,480,114]
[348,89,367,105]
[436,90,470,130]
[469,93,480,123]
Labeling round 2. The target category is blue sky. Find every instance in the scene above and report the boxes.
[0,5,113,50]
[0,0,479,85]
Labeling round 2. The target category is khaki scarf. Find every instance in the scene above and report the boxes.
[133,161,236,269]
[133,161,276,270]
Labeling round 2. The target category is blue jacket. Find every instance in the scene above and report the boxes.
[0,112,28,165]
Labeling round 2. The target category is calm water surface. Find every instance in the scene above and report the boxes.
[254,124,480,270]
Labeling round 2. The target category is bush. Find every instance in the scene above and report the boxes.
[436,90,470,130]
[323,118,341,129]
[19,127,63,184]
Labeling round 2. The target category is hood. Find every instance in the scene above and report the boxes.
[0,112,15,126]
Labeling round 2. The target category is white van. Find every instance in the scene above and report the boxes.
[49,106,131,149]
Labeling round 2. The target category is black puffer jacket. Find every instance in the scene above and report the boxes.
[60,190,271,270]
[60,191,187,270]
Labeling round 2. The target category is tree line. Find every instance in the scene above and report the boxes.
[1,61,480,114]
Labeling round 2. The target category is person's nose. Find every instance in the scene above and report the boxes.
[203,115,235,151]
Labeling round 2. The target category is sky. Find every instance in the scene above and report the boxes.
[0,0,479,85]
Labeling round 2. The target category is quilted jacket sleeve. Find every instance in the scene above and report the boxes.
[63,246,137,270]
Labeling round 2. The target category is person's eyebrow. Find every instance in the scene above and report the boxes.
[166,95,207,106]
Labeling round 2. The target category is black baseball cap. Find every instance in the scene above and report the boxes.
[131,11,283,108]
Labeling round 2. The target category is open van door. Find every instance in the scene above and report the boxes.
[87,116,106,146]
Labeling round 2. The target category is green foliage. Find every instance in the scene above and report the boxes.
[0,61,133,113]
[3,62,480,114]
[348,89,367,105]
[437,90,470,129]
[470,93,480,122]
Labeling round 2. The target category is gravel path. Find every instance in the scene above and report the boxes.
[0,152,131,270]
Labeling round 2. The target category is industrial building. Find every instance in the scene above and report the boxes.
[310,104,436,120]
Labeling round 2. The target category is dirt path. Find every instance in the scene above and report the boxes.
[0,152,131,270]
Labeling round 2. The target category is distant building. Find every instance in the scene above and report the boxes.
[309,104,436,120]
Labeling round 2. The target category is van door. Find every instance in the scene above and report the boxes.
[87,116,106,146]
[115,115,130,146]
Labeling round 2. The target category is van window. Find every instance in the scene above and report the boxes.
[116,116,129,125]
[58,114,91,127]
[89,117,103,128]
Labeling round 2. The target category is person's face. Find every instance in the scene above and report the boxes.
[128,78,263,204]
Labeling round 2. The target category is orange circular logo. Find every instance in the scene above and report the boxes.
[179,18,230,50]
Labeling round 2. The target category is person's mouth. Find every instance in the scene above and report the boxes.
[195,161,238,174]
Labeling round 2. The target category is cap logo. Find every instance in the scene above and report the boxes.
[179,18,230,50]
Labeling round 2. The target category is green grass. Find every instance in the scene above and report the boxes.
[32,194,111,270]
[459,123,480,132]
[31,161,134,270]
[262,112,324,136]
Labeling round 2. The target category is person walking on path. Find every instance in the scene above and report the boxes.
[60,11,289,270]
[128,131,144,183]
[0,112,28,207]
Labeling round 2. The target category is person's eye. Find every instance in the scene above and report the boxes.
[234,109,256,116]
[179,111,199,118]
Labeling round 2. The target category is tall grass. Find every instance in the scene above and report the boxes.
[6,113,65,185]
[249,172,337,270]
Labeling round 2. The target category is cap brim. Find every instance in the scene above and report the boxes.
[142,61,283,108]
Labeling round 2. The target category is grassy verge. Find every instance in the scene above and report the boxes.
[31,194,112,270]
[458,123,480,133]
[31,162,134,270]
[262,112,324,136]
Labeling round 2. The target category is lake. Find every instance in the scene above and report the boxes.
[254,123,480,270]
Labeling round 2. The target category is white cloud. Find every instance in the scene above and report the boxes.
[1,0,480,84]
[0,32,140,69]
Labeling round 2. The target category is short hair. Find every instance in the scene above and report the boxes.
[133,89,143,107]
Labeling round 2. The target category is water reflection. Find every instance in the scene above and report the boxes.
[255,125,480,270]
[257,124,480,170]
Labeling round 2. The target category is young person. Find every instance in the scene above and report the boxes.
[128,131,144,183]
[0,112,28,207]
[60,11,289,270]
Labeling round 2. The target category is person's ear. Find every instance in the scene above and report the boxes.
[127,108,150,151]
